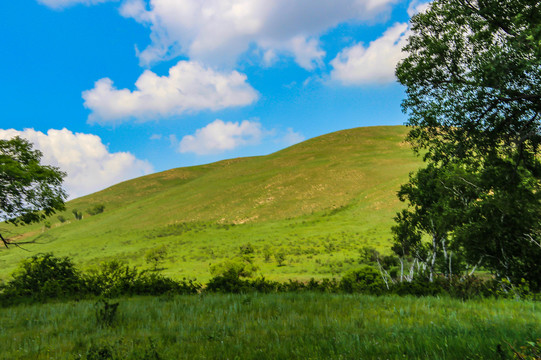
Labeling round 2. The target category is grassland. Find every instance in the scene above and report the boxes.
[0,126,421,281]
[1,293,539,359]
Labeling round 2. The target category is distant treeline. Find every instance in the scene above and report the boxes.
[0,253,537,306]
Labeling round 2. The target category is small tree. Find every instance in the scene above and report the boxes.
[0,137,66,247]
[275,251,286,267]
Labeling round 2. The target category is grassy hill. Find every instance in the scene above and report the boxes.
[0,126,422,281]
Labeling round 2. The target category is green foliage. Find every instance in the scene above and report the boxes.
[87,204,105,216]
[358,246,380,264]
[340,265,386,295]
[209,257,258,278]
[144,245,168,271]
[511,338,541,360]
[394,0,541,290]
[274,251,286,266]
[85,260,139,298]
[0,137,66,246]
[94,299,119,328]
[239,242,254,255]
[85,260,200,298]
[57,215,67,223]
[72,208,83,220]
[85,344,114,360]
[2,253,84,301]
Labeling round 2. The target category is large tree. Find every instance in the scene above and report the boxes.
[0,137,67,247]
[393,0,541,289]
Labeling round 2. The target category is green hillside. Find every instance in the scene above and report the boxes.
[0,126,422,281]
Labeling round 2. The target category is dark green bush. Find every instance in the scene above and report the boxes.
[239,242,255,255]
[87,204,105,216]
[85,260,139,298]
[72,209,83,220]
[2,253,85,301]
[85,260,200,297]
[205,269,251,293]
[133,273,200,295]
[340,265,386,295]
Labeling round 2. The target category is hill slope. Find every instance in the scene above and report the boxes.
[0,126,422,281]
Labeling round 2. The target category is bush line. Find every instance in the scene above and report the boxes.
[0,253,537,306]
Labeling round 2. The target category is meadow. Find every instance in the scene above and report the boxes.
[1,126,539,360]
[0,126,421,282]
[1,293,539,360]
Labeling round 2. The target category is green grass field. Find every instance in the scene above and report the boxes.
[0,126,422,282]
[1,293,539,359]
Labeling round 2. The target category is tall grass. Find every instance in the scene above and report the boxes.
[1,293,539,359]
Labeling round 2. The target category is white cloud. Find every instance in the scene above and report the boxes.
[0,128,153,199]
[179,119,263,155]
[407,0,431,17]
[118,0,399,68]
[37,0,117,10]
[282,128,305,146]
[82,60,259,123]
[330,22,410,85]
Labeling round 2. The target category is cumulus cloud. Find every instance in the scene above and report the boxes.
[179,119,263,155]
[330,22,410,85]
[0,128,153,199]
[37,0,117,10]
[118,0,399,68]
[82,60,259,123]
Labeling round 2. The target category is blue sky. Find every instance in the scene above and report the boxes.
[0,0,429,199]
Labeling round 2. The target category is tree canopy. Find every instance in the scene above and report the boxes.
[0,137,67,247]
[393,0,541,289]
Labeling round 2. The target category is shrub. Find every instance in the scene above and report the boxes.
[275,251,286,266]
[144,245,168,271]
[239,243,255,255]
[87,204,105,216]
[133,273,200,295]
[205,269,251,293]
[72,209,83,220]
[85,260,200,297]
[210,258,258,278]
[57,215,67,223]
[2,253,85,301]
[85,260,139,298]
[358,246,380,264]
[340,265,386,295]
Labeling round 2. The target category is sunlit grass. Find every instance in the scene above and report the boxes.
[1,293,539,359]
[0,126,422,282]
